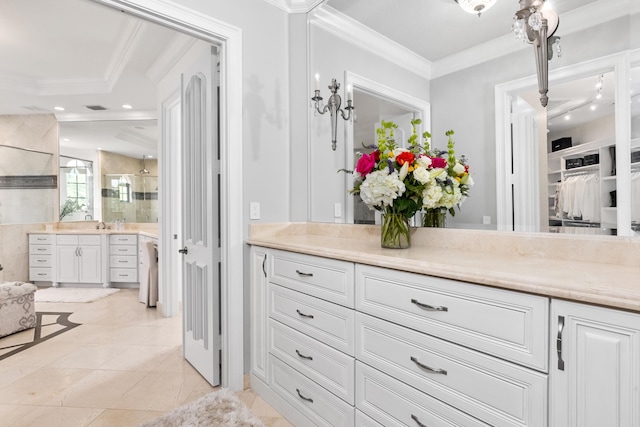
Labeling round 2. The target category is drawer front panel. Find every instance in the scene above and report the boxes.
[270,249,354,307]
[355,410,384,427]
[29,234,54,244]
[29,255,52,267]
[110,255,137,268]
[270,355,355,427]
[356,264,549,371]
[110,234,137,245]
[269,319,355,404]
[30,245,53,255]
[356,362,490,427]
[78,235,101,245]
[110,245,137,256]
[356,313,547,427]
[30,268,53,281]
[110,268,138,282]
[269,284,355,355]
[56,235,79,245]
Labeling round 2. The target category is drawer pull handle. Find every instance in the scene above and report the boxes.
[119,260,128,263]
[37,248,46,251]
[295,349,313,360]
[411,298,448,312]
[557,315,565,371]
[37,273,47,276]
[410,356,447,375]
[295,270,313,277]
[38,260,46,263]
[295,388,313,403]
[411,414,428,427]
[296,309,314,319]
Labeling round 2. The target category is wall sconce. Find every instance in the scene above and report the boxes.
[512,0,561,107]
[312,76,354,151]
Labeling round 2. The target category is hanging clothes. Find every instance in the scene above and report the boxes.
[557,173,600,223]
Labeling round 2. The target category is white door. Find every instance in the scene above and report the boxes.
[180,45,221,386]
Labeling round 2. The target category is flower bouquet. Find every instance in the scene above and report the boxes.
[351,119,473,248]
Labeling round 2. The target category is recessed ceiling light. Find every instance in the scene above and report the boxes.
[590,105,597,111]
[122,104,133,109]
[564,114,571,120]
[62,138,70,142]
[54,106,65,111]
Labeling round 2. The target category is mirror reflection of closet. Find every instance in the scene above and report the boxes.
[546,71,617,235]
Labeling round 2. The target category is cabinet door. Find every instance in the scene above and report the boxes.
[56,245,79,282]
[550,300,640,427]
[250,246,269,383]
[78,245,102,283]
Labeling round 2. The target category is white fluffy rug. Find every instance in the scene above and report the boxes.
[139,388,265,427]
[34,287,120,303]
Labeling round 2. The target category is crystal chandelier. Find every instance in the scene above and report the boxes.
[455,0,497,16]
[512,0,561,107]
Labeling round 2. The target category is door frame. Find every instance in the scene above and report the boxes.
[92,0,244,391]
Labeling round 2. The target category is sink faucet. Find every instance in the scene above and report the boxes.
[97,221,106,230]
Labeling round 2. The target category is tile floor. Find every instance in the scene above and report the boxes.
[0,289,292,427]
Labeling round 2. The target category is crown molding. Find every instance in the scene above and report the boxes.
[103,18,146,91]
[55,109,156,122]
[146,34,197,83]
[263,0,323,13]
[310,6,432,79]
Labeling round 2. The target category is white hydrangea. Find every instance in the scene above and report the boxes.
[440,185,462,209]
[360,169,406,210]
[422,182,443,209]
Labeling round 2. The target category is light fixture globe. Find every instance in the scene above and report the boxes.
[455,0,497,16]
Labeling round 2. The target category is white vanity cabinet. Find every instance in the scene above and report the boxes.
[549,300,640,427]
[28,234,54,282]
[250,247,550,427]
[55,234,104,285]
[109,234,138,283]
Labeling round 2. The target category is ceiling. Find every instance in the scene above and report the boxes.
[0,0,635,156]
[0,0,188,158]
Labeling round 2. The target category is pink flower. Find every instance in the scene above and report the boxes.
[355,152,378,176]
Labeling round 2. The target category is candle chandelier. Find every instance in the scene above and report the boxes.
[312,76,354,151]
[511,0,562,107]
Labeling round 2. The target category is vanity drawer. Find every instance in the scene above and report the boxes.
[270,249,354,308]
[29,255,52,267]
[110,268,138,282]
[110,245,137,256]
[78,235,101,245]
[30,245,53,255]
[269,319,355,404]
[110,255,137,268]
[30,268,53,281]
[356,313,547,427]
[110,234,137,245]
[29,234,54,244]
[356,362,490,427]
[269,283,355,355]
[270,355,355,427]
[355,264,549,371]
[56,235,79,245]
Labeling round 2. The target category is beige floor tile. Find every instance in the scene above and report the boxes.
[0,289,292,426]
[86,408,167,427]
[0,404,104,427]
[112,371,216,411]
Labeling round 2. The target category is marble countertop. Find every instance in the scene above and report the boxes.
[30,229,158,239]
[248,223,640,313]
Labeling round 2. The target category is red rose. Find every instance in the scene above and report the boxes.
[396,151,415,166]
[430,157,447,168]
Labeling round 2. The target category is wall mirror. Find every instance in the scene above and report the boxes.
[307,0,637,237]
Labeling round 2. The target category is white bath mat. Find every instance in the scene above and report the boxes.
[35,287,120,303]
[139,388,265,427]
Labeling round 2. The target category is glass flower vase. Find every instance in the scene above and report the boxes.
[422,208,447,228]
[381,212,411,249]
